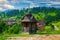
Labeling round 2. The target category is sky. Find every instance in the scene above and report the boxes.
[0,0,60,11]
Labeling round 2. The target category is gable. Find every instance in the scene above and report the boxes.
[21,13,37,22]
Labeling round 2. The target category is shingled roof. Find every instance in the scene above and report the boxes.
[21,12,37,22]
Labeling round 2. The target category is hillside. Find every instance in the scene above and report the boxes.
[0,7,60,23]
[0,7,60,40]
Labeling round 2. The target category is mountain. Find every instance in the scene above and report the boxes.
[6,9,19,17]
[0,7,60,23]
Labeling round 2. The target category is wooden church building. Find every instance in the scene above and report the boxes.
[21,12,45,34]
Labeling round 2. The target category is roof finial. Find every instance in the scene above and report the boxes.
[27,5,31,13]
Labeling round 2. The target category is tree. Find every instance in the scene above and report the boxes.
[0,21,9,34]
[9,24,22,34]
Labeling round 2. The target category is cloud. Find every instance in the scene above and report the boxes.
[10,0,40,8]
[49,1,60,8]
[4,4,15,9]
[51,0,60,2]
[8,0,60,8]
[29,3,39,8]
[51,2,60,4]
[0,8,3,10]
[10,0,51,4]
[0,0,60,11]
[10,0,56,7]
[0,0,15,11]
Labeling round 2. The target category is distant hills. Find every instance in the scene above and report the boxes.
[0,7,60,23]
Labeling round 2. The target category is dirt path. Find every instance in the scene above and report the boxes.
[7,35,60,40]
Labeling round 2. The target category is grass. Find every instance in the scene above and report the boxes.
[4,25,60,37]
[6,33,35,37]
[0,34,7,40]
[52,21,60,29]
[0,33,38,40]
[37,25,60,34]
[1,30,60,40]
[0,21,60,40]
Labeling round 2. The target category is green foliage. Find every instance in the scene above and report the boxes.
[8,24,22,34]
[37,26,60,34]
[0,21,9,34]
[0,7,60,40]
[52,21,60,29]
[33,12,45,20]
[0,7,60,24]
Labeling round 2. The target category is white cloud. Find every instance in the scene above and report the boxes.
[0,8,3,10]
[30,3,39,8]
[46,4,51,6]
[51,2,60,4]
[48,1,60,7]
[10,0,60,9]
[11,0,40,8]
[0,8,6,11]
[4,4,15,9]
[0,0,60,11]
[51,0,60,2]
[11,0,33,4]
[0,0,15,11]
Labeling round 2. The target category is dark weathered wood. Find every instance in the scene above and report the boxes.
[21,12,46,34]
[21,12,37,34]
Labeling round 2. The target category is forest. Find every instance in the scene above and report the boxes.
[0,7,60,40]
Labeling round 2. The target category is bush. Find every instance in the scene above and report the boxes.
[8,24,22,34]
[0,21,9,34]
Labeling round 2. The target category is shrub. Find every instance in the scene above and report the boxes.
[8,24,22,34]
[0,21,9,34]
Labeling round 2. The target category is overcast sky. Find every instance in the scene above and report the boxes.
[0,0,60,11]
